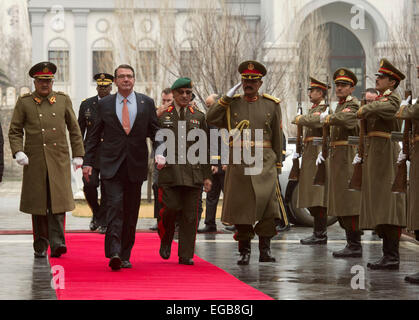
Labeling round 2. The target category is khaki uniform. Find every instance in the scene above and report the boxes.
[157,104,211,259]
[295,102,328,209]
[206,94,283,239]
[326,96,361,220]
[357,90,406,229]
[9,91,84,215]
[396,102,419,231]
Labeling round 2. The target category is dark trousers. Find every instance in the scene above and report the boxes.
[158,186,201,259]
[32,175,66,253]
[82,167,107,227]
[234,217,277,241]
[152,183,161,219]
[102,161,143,261]
[201,172,224,227]
[338,215,360,232]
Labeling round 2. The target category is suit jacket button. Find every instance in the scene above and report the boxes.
[53,143,57,146]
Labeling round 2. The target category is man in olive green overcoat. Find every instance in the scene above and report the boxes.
[356,58,406,270]
[293,78,329,245]
[206,60,283,265]
[395,65,419,283]
[9,62,84,258]
[319,68,362,257]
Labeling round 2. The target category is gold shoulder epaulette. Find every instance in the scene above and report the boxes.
[233,94,241,99]
[263,93,281,104]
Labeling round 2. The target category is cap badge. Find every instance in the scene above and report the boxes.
[43,67,49,73]
[248,63,255,70]
[339,70,345,76]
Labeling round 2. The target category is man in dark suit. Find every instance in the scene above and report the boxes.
[78,73,114,233]
[83,64,161,271]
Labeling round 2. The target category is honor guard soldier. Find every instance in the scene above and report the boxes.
[395,65,419,283]
[156,77,212,266]
[78,73,114,233]
[8,62,84,258]
[206,60,283,265]
[293,78,329,245]
[319,68,362,257]
[356,58,406,270]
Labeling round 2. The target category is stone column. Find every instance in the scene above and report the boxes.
[72,9,90,110]
[29,9,47,64]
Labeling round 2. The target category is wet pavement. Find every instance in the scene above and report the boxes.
[0,182,418,300]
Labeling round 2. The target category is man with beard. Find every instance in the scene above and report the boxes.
[206,60,283,265]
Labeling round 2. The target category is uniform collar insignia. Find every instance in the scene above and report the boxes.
[33,96,42,105]
[383,89,392,96]
[346,95,353,102]
[49,96,56,105]
[188,106,195,114]
[167,106,174,113]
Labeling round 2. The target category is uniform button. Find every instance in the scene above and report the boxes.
[41,129,45,133]
[43,144,46,147]
[52,113,56,117]
[39,114,43,117]
[53,143,57,146]
[52,128,56,131]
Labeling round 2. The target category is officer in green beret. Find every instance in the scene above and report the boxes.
[156,77,212,265]
[318,68,362,257]
[206,60,283,265]
[9,61,85,258]
[78,73,114,234]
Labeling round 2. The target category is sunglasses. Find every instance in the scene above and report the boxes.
[177,89,193,95]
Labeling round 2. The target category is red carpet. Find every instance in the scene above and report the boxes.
[49,233,273,300]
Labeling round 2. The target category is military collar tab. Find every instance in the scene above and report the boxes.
[383,89,392,96]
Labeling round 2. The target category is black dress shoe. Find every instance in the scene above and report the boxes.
[367,256,399,270]
[224,225,236,232]
[121,261,132,269]
[300,233,327,245]
[159,241,172,260]
[179,257,194,265]
[51,245,67,258]
[109,255,122,271]
[89,219,99,231]
[405,272,419,284]
[34,250,47,258]
[197,225,217,233]
[97,226,107,234]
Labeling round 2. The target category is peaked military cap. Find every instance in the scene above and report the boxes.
[171,77,193,90]
[94,73,114,86]
[29,61,57,79]
[238,60,267,80]
[308,77,331,91]
[375,58,406,82]
[334,68,358,86]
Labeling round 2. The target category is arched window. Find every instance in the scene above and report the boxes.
[137,39,158,83]
[179,39,199,78]
[48,38,70,83]
[92,38,114,79]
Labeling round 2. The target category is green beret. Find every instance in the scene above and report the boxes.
[171,77,193,90]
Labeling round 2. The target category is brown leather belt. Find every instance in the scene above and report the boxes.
[229,140,272,148]
[367,131,391,139]
[330,140,349,147]
[304,136,318,143]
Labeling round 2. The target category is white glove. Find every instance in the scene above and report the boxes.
[72,157,83,171]
[397,150,407,164]
[292,152,300,160]
[413,98,418,105]
[226,82,242,98]
[353,153,362,165]
[297,108,303,116]
[400,96,412,107]
[155,155,166,170]
[320,109,329,123]
[315,152,325,166]
[16,151,29,166]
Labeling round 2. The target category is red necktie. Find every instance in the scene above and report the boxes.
[122,98,130,135]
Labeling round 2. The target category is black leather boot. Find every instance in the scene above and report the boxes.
[259,237,276,262]
[333,230,362,258]
[405,272,419,284]
[367,236,399,270]
[301,213,327,245]
[237,240,251,265]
